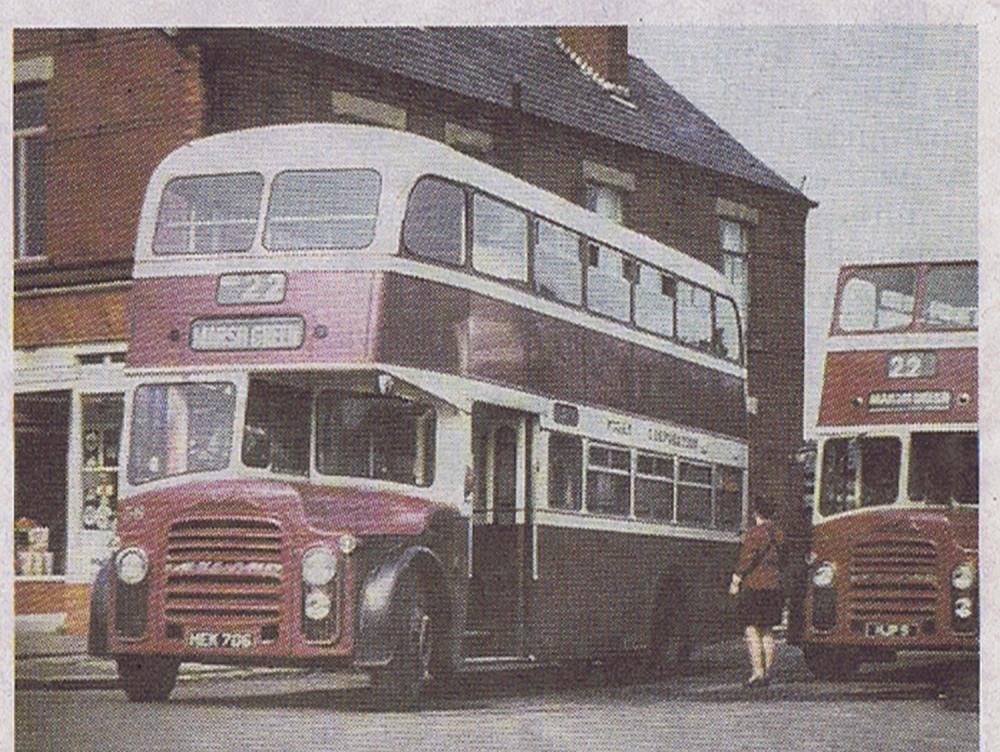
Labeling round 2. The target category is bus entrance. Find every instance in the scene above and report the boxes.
[467,406,532,659]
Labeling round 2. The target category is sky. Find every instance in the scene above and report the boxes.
[631,25,979,437]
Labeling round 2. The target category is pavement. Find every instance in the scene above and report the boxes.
[14,632,304,691]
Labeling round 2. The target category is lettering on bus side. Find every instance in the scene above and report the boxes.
[606,419,633,437]
[646,428,700,451]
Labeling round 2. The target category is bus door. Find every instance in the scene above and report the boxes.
[466,406,533,659]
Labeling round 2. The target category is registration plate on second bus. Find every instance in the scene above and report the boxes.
[865,622,919,638]
[186,631,255,650]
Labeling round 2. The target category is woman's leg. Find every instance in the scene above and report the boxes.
[761,627,775,678]
[744,625,764,679]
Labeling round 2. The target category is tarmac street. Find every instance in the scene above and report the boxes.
[14,638,977,751]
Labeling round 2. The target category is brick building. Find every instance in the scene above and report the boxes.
[12,27,813,631]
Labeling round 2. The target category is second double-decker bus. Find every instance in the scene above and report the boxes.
[801,260,978,678]
[89,124,749,707]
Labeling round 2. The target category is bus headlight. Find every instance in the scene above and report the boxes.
[303,589,333,621]
[812,561,835,588]
[115,547,149,585]
[951,562,975,591]
[953,597,974,620]
[302,546,337,587]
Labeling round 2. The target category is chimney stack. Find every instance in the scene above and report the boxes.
[557,26,629,92]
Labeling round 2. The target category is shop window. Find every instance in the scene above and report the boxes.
[80,396,124,532]
[14,85,47,259]
[14,392,69,575]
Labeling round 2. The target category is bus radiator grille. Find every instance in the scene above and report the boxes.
[163,517,283,624]
[848,539,938,621]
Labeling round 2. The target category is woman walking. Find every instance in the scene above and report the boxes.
[729,496,784,687]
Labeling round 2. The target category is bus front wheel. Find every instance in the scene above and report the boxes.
[369,573,434,710]
[803,645,860,680]
[116,655,179,702]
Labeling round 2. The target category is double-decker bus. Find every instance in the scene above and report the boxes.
[802,260,977,678]
[88,124,749,707]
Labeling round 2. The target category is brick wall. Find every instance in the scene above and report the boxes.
[14,29,206,283]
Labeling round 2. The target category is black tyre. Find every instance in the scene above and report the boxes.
[803,645,860,680]
[369,573,434,710]
[116,655,180,702]
[648,586,691,674]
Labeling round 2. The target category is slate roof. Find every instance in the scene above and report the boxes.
[261,26,809,202]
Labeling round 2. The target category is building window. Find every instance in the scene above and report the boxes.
[331,91,406,130]
[585,182,625,224]
[720,218,750,320]
[14,85,47,259]
[81,396,124,532]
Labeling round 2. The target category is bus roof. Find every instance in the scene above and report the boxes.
[139,124,734,296]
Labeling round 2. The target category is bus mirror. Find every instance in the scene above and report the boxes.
[242,425,271,468]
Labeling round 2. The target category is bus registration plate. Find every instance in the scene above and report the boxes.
[186,630,255,650]
[865,622,918,638]
[190,317,304,351]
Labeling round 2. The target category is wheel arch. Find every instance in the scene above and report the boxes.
[354,545,454,671]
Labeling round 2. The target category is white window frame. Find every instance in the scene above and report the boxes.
[14,91,47,260]
[719,217,750,321]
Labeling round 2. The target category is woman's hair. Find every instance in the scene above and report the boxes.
[753,495,777,520]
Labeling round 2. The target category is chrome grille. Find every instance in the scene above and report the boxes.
[849,538,938,621]
[164,517,283,622]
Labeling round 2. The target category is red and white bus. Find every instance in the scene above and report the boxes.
[802,260,977,678]
[89,124,749,706]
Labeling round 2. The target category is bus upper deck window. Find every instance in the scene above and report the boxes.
[634,265,675,338]
[153,173,263,255]
[585,244,631,323]
[534,220,582,305]
[471,193,528,282]
[403,177,465,265]
[838,267,916,332]
[713,295,742,363]
[919,263,978,329]
[264,169,380,251]
[676,281,712,350]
